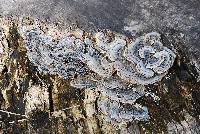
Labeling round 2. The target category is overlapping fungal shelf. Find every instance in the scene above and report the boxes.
[71,75,149,128]
[97,78,149,125]
[94,31,176,85]
[20,19,89,79]
[20,18,176,84]
[19,17,176,127]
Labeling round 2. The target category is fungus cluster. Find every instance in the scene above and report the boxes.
[19,18,176,127]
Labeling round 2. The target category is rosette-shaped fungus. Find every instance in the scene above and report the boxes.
[94,32,176,85]
[121,32,176,85]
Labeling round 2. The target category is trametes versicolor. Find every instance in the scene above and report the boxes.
[19,18,176,127]
[19,19,176,85]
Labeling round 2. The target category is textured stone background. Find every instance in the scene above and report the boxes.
[0,0,200,133]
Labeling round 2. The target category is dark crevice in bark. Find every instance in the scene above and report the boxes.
[48,86,54,113]
[2,65,8,75]
[94,91,103,134]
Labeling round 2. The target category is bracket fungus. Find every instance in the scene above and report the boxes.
[94,31,176,85]
[20,19,176,85]
[20,19,88,79]
[19,18,176,127]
